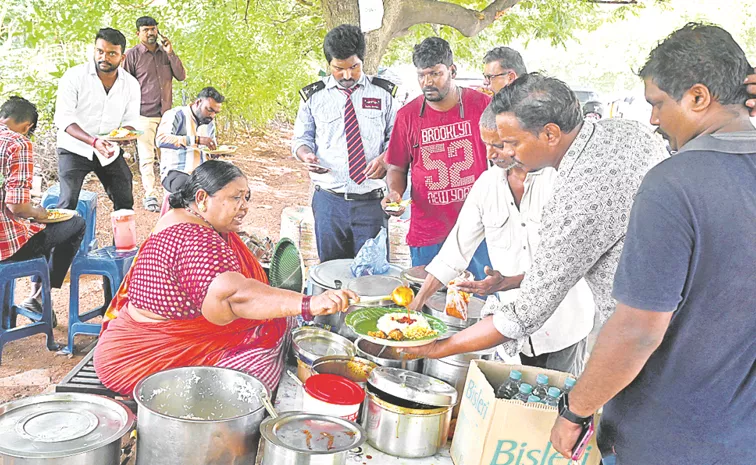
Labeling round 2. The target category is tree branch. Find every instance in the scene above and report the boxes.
[587,0,637,3]
[398,0,520,37]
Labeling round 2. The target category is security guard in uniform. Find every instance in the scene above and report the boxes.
[292,24,399,262]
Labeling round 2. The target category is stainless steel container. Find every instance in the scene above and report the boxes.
[362,367,457,458]
[422,292,486,329]
[134,366,269,465]
[291,326,356,382]
[260,412,366,465]
[322,275,405,340]
[308,260,404,337]
[0,393,134,465]
[355,337,424,372]
[308,259,404,295]
[422,336,495,417]
[310,355,377,387]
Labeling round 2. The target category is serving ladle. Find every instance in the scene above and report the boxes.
[349,285,415,307]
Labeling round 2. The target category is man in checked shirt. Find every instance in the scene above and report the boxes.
[0,97,85,319]
[291,24,398,262]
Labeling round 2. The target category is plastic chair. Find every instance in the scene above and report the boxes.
[42,184,98,254]
[65,246,137,354]
[0,257,58,365]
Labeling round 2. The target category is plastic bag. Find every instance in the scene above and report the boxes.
[445,271,473,320]
[350,227,390,277]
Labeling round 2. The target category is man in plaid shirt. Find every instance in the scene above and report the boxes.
[0,97,85,318]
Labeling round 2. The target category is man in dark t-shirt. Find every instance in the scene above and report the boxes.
[550,23,756,465]
[383,37,492,279]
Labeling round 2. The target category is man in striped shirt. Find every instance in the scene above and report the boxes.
[157,87,222,208]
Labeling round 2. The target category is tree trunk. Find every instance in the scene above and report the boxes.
[320,0,520,74]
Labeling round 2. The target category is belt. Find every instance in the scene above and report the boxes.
[315,185,385,201]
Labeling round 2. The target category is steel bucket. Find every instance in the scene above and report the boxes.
[134,366,270,465]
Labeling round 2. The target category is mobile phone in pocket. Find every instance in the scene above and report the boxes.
[571,417,595,461]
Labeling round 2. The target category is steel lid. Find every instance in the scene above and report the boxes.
[309,259,404,290]
[345,275,403,299]
[424,293,486,325]
[399,265,431,285]
[367,367,458,407]
[261,412,366,454]
[0,393,134,459]
[291,326,356,365]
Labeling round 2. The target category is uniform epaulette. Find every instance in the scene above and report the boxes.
[370,76,398,98]
[299,81,326,102]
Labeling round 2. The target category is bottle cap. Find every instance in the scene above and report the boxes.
[565,377,577,388]
[527,395,541,403]
[547,387,561,398]
[509,370,522,381]
[536,374,549,384]
[519,383,533,394]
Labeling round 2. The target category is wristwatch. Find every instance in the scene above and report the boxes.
[558,393,592,426]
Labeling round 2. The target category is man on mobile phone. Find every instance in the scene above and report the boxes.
[291,24,398,261]
[550,23,756,464]
[123,16,186,213]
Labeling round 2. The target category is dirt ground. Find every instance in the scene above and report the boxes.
[0,123,311,403]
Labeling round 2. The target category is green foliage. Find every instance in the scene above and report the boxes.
[1,0,325,129]
[3,0,750,133]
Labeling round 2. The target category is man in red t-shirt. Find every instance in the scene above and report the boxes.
[383,37,491,279]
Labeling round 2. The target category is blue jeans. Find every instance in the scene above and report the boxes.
[410,240,491,281]
[602,456,616,465]
[312,188,387,262]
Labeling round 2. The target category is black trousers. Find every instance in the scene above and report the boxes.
[56,148,133,211]
[5,216,86,288]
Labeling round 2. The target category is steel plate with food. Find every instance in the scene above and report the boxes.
[36,208,77,224]
[204,144,238,156]
[345,307,447,347]
[384,199,411,213]
[99,128,143,141]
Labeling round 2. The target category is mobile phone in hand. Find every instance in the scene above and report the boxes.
[571,417,595,461]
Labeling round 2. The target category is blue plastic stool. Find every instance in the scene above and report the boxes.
[0,257,59,365]
[42,184,98,254]
[65,246,137,354]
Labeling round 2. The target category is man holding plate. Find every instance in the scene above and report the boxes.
[1,97,85,317]
[156,86,224,215]
[54,27,141,213]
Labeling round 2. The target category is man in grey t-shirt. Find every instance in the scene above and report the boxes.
[550,23,756,465]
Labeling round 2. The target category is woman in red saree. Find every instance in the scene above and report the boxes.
[94,161,356,395]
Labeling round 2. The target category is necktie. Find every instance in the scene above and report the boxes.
[340,86,367,184]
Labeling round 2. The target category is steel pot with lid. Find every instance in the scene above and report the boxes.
[354,337,424,372]
[310,355,377,387]
[291,326,356,383]
[422,329,495,417]
[399,265,446,293]
[260,412,366,465]
[308,259,404,295]
[422,292,486,329]
[362,367,458,458]
[134,366,270,465]
[0,392,135,465]
[320,275,405,340]
[308,259,404,336]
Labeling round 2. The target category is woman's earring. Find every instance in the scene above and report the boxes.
[199,204,207,212]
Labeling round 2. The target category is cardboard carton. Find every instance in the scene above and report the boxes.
[451,360,601,465]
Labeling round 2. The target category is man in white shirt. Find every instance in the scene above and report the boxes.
[54,28,141,212]
[408,105,595,374]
